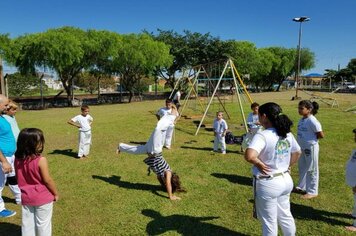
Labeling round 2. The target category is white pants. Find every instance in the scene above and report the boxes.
[120,126,164,155]
[0,155,21,211]
[213,134,226,153]
[255,173,295,236]
[78,131,91,157]
[297,143,319,195]
[163,125,174,148]
[22,202,53,236]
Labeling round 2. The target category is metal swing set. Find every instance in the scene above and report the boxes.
[171,58,253,135]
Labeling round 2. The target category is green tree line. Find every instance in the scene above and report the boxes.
[2,26,344,104]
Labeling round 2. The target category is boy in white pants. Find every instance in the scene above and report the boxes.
[68,105,93,159]
[213,111,228,154]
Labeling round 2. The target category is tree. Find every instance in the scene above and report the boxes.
[150,30,231,88]
[3,27,121,105]
[111,33,172,102]
[75,72,116,94]
[6,72,47,96]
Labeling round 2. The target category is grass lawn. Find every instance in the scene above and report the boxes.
[1,90,356,235]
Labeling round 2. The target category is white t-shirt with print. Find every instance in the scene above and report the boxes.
[297,115,322,147]
[71,114,93,132]
[248,128,301,176]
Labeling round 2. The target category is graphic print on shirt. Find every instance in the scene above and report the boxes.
[274,139,290,159]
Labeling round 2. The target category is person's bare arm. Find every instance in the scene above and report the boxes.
[39,157,59,201]
[316,131,324,139]
[67,120,81,128]
[165,171,180,200]
[244,148,269,175]
[289,151,301,167]
[0,151,12,173]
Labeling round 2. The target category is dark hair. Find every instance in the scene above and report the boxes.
[165,99,172,103]
[15,128,45,159]
[81,105,89,111]
[353,128,356,134]
[251,102,259,109]
[299,100,319,115]
[158,172,186,193]
[258,102,293,138]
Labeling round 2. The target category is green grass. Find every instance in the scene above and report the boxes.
[1,90,356,235]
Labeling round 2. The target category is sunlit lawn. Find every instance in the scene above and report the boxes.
[1,90,356,235]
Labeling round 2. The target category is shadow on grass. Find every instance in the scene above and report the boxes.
[0,222,21,236]
[2,196,16,204]
[48,149,77,158]
[92,175,166,199]
[142,209,248,236]
[211,173,252,186]
[180,146,241,154]
[175,127,195,136]
[291,202,351,226]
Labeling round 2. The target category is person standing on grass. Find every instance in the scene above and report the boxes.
[172,89,181,110]
[294,100,324,199]
[15,128,59,236]
[3,100,20,141]
[0,94,20,218]
[68,105,93,159]
[244,102,301,236]
[117,105,184,200]
[345,128,356,232]
[156,99,175,149]
[213,111,228,154]
[243,102,263,150]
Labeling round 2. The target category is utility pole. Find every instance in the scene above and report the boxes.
[0,57,5,95]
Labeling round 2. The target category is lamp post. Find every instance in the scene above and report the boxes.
[293,16,310,100]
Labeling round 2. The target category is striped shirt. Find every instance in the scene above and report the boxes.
[144,153,171,177]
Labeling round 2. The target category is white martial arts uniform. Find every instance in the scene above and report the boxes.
[213,118,228,153]
[346,149,356,226]
[119,112,177,155]
[249,128,301,236]
[296,115,322,195]
[242,112,263,150]
[71,114,93,157]
[157,107,175,148]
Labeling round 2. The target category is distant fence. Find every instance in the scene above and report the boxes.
[13,92,170,110]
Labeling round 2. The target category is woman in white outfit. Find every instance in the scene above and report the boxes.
[245,102,301,236]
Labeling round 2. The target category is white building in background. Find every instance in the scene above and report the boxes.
[40,73,63,90]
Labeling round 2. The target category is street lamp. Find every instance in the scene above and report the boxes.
[292,16,310,100]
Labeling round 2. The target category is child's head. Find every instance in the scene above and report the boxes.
[15,128,45,159]
[81,105,90,116]
[216,111,223,120]
[298,100,319,117]
[6,100,18,117]
[165,99,173,109]
[158,172,185,193]
[251,102,259,114]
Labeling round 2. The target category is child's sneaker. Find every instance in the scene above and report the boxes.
[222,151,226,155]
[0,209,16,218]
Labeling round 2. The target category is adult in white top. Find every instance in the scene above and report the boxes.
[156,99,175,149]
[295,100,324,199]
[245,102,301,236]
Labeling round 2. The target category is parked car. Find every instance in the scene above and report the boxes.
[343,82,356,89]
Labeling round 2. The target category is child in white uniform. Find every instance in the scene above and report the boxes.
[345,128,356,232]
[245,102,301,236]
[68,105,93,159]
[243,102,263,150]
[156,99,175,149]
[295,100,324,199]
[213,111,228,154]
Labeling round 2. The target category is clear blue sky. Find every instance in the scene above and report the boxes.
[2,0,355,74]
